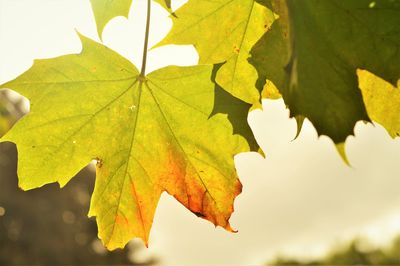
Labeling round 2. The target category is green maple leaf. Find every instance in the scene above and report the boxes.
[251,0,400,143]
[90,0,173,39]
[157,0,275,106]
[0,34,251,249]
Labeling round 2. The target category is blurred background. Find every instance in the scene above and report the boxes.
[1,0,400,265]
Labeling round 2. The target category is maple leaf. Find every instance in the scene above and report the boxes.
[157,0,275,106]
[90,0,173,39]
[250,0,400,143]
[0,34,251,249]
[358,70,400,138]
[0,101,12,136]
[211,63,262,154]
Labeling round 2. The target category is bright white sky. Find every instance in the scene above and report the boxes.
[1,1,400,265]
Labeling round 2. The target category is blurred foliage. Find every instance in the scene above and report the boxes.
[0,94,158,265]
[268,237,400,265]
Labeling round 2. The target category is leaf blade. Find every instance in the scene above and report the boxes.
[251,0,400,143]
[158,0,275,105]
[1,34,249,249]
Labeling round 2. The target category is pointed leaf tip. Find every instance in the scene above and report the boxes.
[335,142,351,166]
[292,115,305,141]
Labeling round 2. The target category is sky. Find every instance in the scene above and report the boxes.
[1,0,400,265]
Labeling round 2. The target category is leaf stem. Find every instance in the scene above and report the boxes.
[140,0,151,77]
